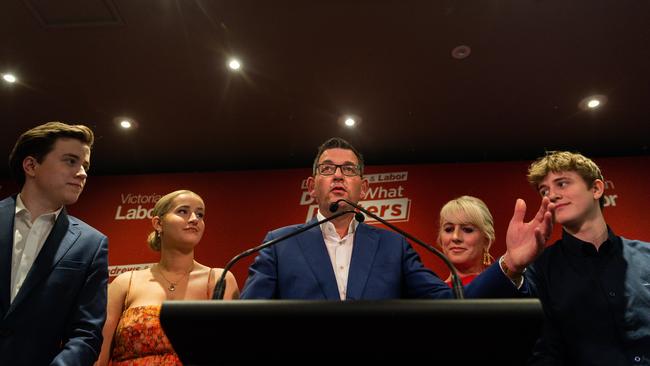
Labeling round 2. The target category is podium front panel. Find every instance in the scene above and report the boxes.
[160,299,543,365]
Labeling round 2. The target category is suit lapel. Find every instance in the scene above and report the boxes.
[296,220,340,300]
[346,223,379,300]
[8,208,77,313]
[0,197,17,316]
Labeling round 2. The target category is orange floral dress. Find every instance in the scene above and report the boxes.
[110,305,181,365]
[109,268,217,365]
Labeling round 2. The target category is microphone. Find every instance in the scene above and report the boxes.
[332,198,465,299]
[328,202,365,222]
[212,208,363,300]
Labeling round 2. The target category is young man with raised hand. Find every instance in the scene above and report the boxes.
[526,151,650,365]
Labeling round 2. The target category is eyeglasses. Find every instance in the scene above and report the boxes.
[316,163,361,176]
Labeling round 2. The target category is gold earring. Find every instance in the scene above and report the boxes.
[483,249,494,266]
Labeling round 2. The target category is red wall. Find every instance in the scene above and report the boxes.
[1,156,648,287]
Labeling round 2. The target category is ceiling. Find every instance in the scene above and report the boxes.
[1,0,649,178]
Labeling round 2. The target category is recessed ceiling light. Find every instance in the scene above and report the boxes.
[587,99,600,108]
[338,114,361,128]
[228,58,241,71]
[578,94,607,111]
[451,45,471,60]
[114,117,138,130]
[2,73,17,83]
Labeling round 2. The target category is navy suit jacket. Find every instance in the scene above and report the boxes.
[0,196,108,366]
[241,219,522,299]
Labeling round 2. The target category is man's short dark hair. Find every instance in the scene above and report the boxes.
[9,121,94,187]
[312,137,365,176]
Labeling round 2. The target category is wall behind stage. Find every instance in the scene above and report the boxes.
[1,156,649,288]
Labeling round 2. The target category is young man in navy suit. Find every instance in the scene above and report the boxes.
[241,137,555,300]
[0,122,108,366]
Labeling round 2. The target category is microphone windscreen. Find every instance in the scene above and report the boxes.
[355,212,365,222]
[329,202,339,213]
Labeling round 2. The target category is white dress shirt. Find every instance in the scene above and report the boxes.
[317,210,359,300]
[11,194,62,302]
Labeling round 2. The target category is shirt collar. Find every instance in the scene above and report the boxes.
[316,209,358,238]
[561,226,621,257]
[15,194,63,222]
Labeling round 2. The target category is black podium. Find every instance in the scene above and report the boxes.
[160,299,543,365]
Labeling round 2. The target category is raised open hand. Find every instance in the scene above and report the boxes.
[504,197,555,273]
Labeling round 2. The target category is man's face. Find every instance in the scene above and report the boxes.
[307,148,368,215]
[537,170,603,228]
[26,137,91,208]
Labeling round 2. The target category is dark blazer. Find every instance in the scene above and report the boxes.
[241,219,522,299]
[527,230,650,365]
[0,195,108,366]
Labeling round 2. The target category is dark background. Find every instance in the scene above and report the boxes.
[2,0,649,177]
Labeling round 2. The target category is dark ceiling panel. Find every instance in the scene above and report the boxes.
[23,0,123,27]
[1,0,649,178]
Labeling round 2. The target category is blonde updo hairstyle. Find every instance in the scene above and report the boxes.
[437,195,495,255]
[147,189,198,251]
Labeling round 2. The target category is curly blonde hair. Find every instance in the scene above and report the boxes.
[527,151,605,208]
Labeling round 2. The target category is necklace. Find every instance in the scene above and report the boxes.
[156,263,193,292]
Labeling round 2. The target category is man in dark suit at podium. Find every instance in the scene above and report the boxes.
[0,122,108,366]
[241,137,555,300]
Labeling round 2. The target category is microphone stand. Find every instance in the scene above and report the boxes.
[333,199,465,299]
[212,208,362,300]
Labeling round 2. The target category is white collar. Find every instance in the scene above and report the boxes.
[316,209,358,238]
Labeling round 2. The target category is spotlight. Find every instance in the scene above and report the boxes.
[228,59,241,71]
[2,73,17,83]
[338,114,361,128]
[114,117,138,130]
[578,95,607,111]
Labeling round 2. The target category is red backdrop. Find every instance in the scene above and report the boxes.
[1,156,648,286]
